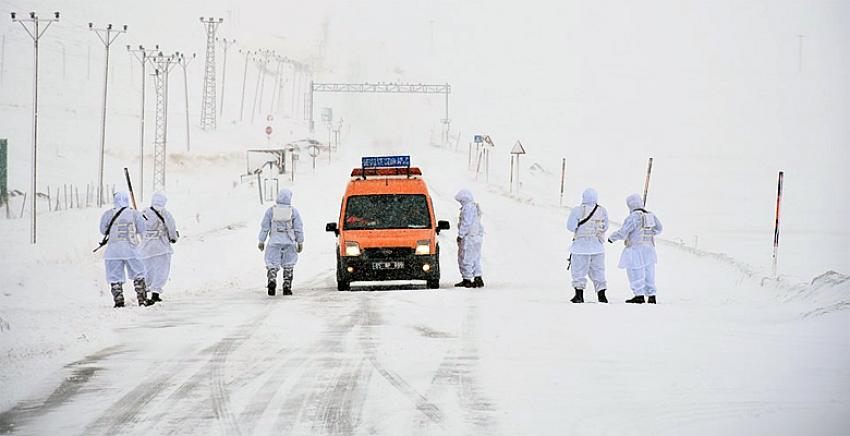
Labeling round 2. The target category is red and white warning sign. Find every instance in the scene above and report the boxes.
[265,126,273,136]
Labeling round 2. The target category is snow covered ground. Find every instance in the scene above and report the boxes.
[2,0,850,434]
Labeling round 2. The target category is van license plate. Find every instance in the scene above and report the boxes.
[373,261,404,270]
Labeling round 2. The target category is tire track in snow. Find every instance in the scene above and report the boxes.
[84,302,275,435]
[415,294,499,434]
[270,308,367,434]
[358,296,445,425]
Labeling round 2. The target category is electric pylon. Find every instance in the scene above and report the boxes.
[199,17,223,130]
[147,51,178,192]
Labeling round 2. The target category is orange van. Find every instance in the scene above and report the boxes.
[325,156,451,291]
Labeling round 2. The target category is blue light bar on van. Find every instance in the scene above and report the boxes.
[361,155,410,169]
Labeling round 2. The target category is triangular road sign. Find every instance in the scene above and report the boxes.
[510,140,526,154]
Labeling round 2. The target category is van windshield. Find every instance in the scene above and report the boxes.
[344,194,432,230]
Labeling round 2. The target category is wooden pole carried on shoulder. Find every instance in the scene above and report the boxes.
[642,157,654,206]
[123,167,138,209]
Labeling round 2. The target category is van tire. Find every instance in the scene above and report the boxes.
[335,253,351,291]
[426,279,440,289]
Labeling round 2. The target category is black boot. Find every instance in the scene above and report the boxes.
[597,289,608,303]
[282,266,293,295]
[111,283,125,308]
[570,288,584,303]
[134,278,152,306]
[454,279,474,288]
[267,267,278,296]
[647,296,656,304]
[625,295,645,304]
[150,292,162,303]
[472,276,484,288]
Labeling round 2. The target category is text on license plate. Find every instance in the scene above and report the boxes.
[372,261,404,270]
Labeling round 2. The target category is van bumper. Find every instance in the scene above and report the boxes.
[338,254,440,282]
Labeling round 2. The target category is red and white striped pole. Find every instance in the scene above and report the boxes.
[772,171,784,276]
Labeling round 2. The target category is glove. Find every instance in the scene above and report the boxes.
[258,241,265,251]
[607,238,614,244]
[456,236,463,244]
[296,242,303,253]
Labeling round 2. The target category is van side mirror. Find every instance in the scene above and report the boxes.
[325,222,339,235]
[436,220,450,234]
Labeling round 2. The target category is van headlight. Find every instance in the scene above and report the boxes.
[344,241,362,256]
[415,240,431,255]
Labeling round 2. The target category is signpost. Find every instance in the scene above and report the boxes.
[265,125,272,144]
[509,140,526,193]
[772,171,784,276]
[308,144,320,172]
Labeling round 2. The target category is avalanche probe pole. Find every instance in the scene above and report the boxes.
[124,167,138,209]
[642,157,653,206]
[772,171,784,276]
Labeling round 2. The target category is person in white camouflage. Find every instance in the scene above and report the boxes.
[566,188,609,303]
[608,194,664,304]
[141,192,179,304]
[99,192,149,307]
[258,188,304,296]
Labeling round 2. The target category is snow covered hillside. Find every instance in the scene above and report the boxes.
[1,0,849,435]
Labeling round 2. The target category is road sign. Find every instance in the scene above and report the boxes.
[484,135,494,146]
[474,135,483,144]
[321,107,333,123]
[308,144,320,158]
[510,140,526,154]
[266,114,274,122]
[361,155,410,168]
[265,126,273,136]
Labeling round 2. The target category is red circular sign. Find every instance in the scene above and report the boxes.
[265,126,273,135]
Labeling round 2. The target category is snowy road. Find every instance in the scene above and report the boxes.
[3,272,849,435]
[2,142,849,435]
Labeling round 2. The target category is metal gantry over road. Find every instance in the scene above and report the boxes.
[308,82,451,133]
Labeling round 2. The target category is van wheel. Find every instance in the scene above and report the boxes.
[337,280,350,291]
[426,279,440,289]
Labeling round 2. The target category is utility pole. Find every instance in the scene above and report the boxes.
[216,37,236,117]
[199,17,223,130]
[256,50,274,122]
[252,50,273,123]
[276,57,292,115]
[238,49,252,122]
[148,51,178,193]
[89,21,128,207]
[1,34,5,87]
[11,10,59,244]
[127,44,158,203]
[177,52,196,152]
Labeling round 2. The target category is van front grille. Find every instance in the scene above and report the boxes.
[363,247,414,258]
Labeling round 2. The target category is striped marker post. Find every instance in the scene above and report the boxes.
[772,171,784,276]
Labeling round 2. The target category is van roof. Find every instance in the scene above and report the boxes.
[345,177,429,196]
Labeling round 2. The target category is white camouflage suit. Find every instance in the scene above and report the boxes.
[141,192,179,296]
[608,194,664,296]
[258,189,305,290]
[566,188,608,291]
[455,189,484,281]
[99,192,147,305]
